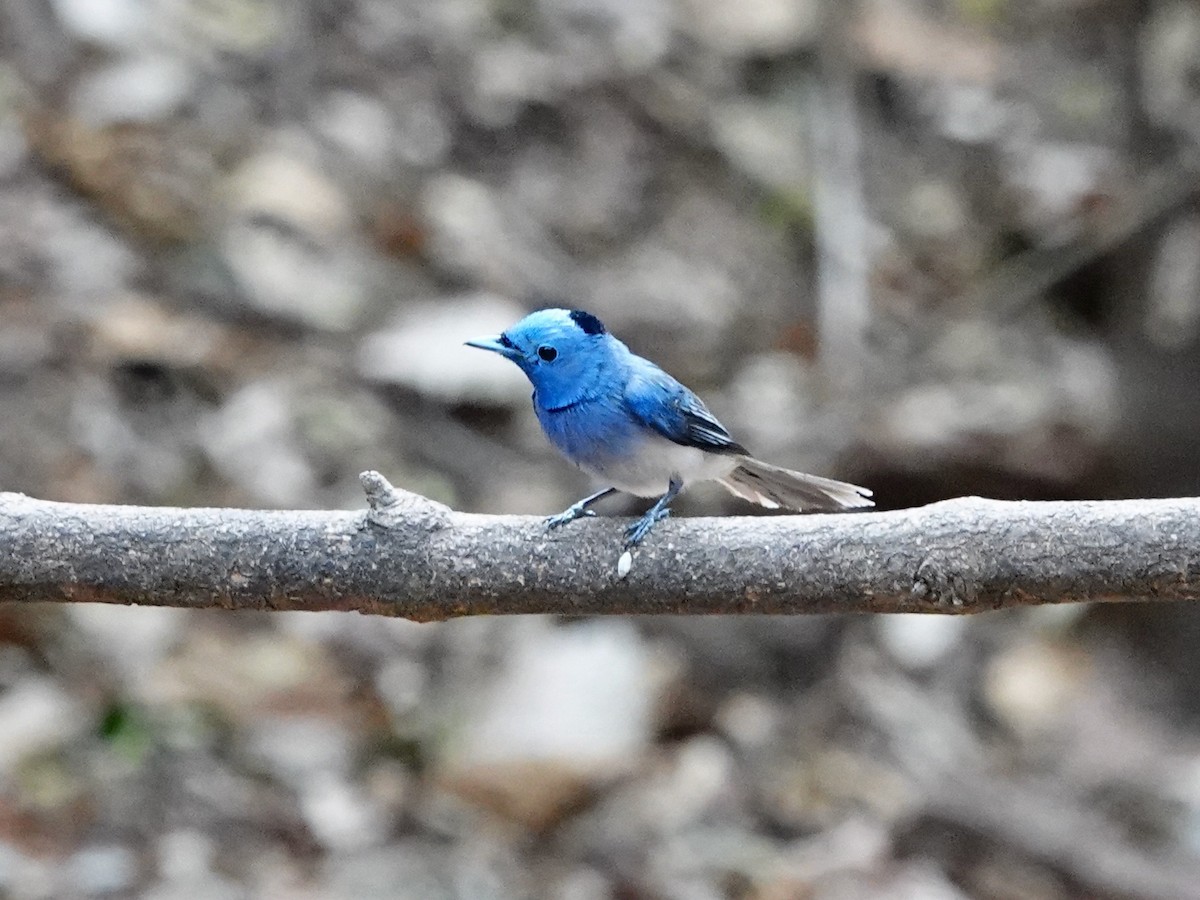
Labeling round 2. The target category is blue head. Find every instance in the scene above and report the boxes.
[466,308,624,410]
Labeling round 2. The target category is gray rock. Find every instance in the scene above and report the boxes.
[507,99,654,250]
[357,294,530,406]
[67,844,140,897]
[1141,2,1200,139]
[299,773,389,852]
[200,379,318,507]
[0,678,88,773]
[438,619,655,829]
[50,0,148,49]
[875,615,969,670]
[632,736,738,833]
[0,840,55,899]
[710,96,810,193]
[869,318,1118,480]
[1001,141,1116,244]
[71,56,196,126]
[376,656,429,720]
[465,39,556,128]
[241,717,356,783]
[391,80,453,170]
[541,0,673,74]
[420,174,568,296]
[312,90,397,174]
[324,844,454,900]
[552,868,614,900]
[219,149,374,331]
[67,605,183,682]
[676,0,819,56]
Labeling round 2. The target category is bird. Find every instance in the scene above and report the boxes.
[466,308,873,549]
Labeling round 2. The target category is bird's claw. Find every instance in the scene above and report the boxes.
[545,506,596,530]
[623,507,670,548]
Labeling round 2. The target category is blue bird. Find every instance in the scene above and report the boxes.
[466,309,873,548]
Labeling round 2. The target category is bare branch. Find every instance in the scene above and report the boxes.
[0,472,1196,620]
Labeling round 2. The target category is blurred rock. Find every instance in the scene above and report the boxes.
[376,655,429,720]
[421,174,569,296]
[854,0,1001,82]
[635,736,738,832]
[200,379,318,507]
[219,149,374,330]
[710,95,810,193]
[357,293,530,405]
[71,56,196,126]
[242,718,356,784]
[0,181,139,301]
[389,74,455,169]
[926,81,1012,145]
[24,115,215,242]
[1141,1,1200,140]
[724,352,826,464]
[465,39,557,128]
[50,0,148,49]
[677,0,819,56]
[984,638,1091,738]
[507,99,654,250]
[552,867,615,900]
[145,630,352,722]
[588,186,794,380]
[815,858,970,900]
[876,615,969,670]
[311,90,397,175]
[84,294,230,370]
[0,678,88,773]
[438,619,655,830]
[869,319,1119,482]
[0,309,53,377]
[767,817,891,892]
[0,841,57,900]
[324,844,454,900]
[71,370,206,501]
[714,693,782,752]
[67,605,182,681]
[299,773,389,852]
[161,0,286,60]
[66,844,140,897]
[1003,141,1116,243]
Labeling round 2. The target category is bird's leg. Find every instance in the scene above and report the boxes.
[624,476,683,548]
[546,487,618,530]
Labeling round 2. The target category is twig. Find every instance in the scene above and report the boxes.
[0,472,1197,620]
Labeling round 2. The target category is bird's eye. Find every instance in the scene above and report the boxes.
[537,345,558,362]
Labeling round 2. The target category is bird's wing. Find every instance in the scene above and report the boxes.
[623,364,748,456]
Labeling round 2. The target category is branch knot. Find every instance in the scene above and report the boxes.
[359,471,452,530]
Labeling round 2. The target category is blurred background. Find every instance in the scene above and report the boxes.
[2,0,1200,897]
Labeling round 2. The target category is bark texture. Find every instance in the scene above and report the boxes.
[0,472,1196,620]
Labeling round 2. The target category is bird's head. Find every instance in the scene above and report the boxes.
[466,308,620,408]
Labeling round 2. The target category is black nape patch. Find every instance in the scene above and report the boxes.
[569,309,606,335]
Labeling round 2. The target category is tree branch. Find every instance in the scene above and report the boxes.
[0,472,1196,620]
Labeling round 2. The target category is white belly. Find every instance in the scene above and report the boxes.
[579,434,741,497]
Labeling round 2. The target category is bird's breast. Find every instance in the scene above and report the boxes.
[535,398,738,497]
[536,397,639,466]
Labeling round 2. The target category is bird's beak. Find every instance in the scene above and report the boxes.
[464,335,520,359]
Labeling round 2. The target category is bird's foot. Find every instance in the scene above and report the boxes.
[545,504,596,530]
[624,506,670,548]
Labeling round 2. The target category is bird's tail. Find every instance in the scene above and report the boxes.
[718,457,873,512]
